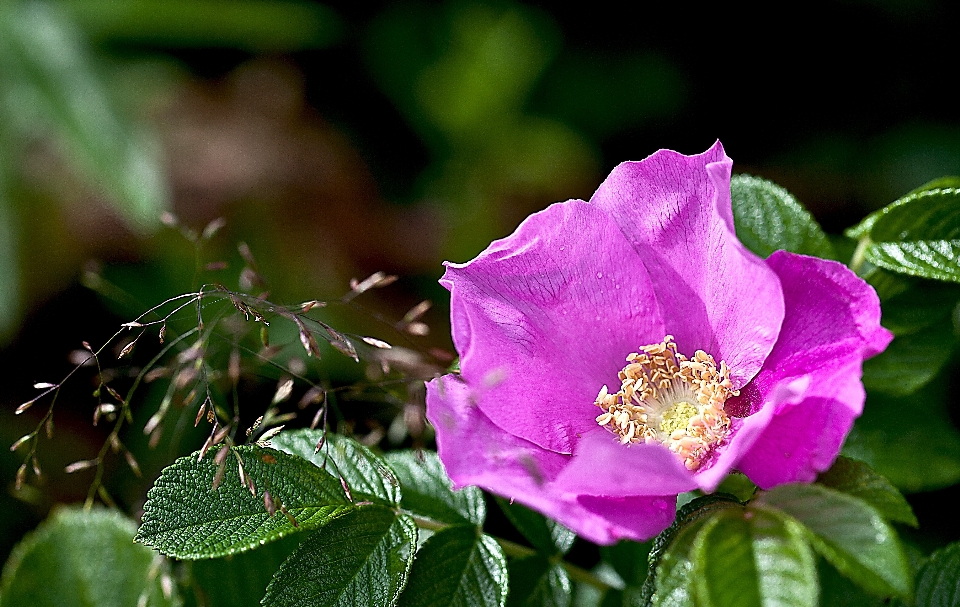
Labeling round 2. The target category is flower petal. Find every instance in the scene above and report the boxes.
[443,199,665,453]
[426,375,676,543]
[553,430,697,496]
[736,361,865,488]
[727,251,892,487]
[588,142,784,387]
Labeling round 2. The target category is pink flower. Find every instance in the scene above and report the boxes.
[426,142,892,544]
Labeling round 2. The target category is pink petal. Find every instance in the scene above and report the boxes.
[588,142,784,388]
[443,199,665,453]
[726,251,892,486]
[553,430,697,497]
[736,362,865,488]
[426,375,677,543]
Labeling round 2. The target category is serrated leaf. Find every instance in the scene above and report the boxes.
[847,183,960,240]
[862,326,953,396]
[496,497,575,555]
[849,188,960,282]
[384,450,486,526]
[398,526,507,607]
[0,506,179,607]
[844,386,960,492]
[866,240,960,283]
[271,430,401,506]
[0,2,167,230]
[691,508,817,607]
[190,533,303,607]
[729,174,835,259]
[136,445,353,559]
[755,483,911,599]
[649,518,705,607]
[647,495,743,607]
[914,541,960,607]
[263,507,417,607]
[868,188,960,243]
[506,555,570,607]
[816,456,918,527]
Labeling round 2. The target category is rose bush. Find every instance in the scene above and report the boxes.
[426,142,892,544]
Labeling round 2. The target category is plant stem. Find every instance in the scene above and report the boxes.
[849,237,871,274]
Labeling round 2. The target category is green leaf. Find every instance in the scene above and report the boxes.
[908,176,960,196]
[646,495,743,607]
[729,174,835,259]
[847,182,960,240]
[816,456,918,527]
[848,188,960,282]
[914,542,960,607]
[0,506,179,607]
[62,0,342,51]
[0,2,168,230]
[263,506,417,607]
[650,517,709,607]
[272,430,401,506]
[844,386,960,492]
[136,445,353,559]
[691,508,818,607]
[506,555,570,607]
[861,326,953,396]
[868,188,960,243]
[496,497,575,555]
[866,240,960,283]
[397,526,507,607]
[384,450,486,526]
[755,484,911,599]
[190,533,303,607]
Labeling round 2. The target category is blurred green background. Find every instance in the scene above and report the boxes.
[2,0,959,573]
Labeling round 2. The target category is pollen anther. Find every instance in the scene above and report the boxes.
[594,336,737,470]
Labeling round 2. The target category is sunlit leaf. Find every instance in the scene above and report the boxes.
[397,526,507,607]
[263,507,417,607]
[272,430,401,506]
[849,188,960,282]
[730,174,835,259]
[384,450,486,526]
[136,446,352,559]
[646,494,743,606]
[692,508,818,607]
[816,456,917,527]
[755,484,911,599]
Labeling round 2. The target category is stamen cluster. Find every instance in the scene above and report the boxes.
[595,336,737,470]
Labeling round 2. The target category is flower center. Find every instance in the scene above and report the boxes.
[594,336,738,471]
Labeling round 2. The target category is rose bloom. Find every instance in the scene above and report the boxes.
[425,142,891,544]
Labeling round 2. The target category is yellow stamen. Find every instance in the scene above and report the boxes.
[594,336,738,470]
